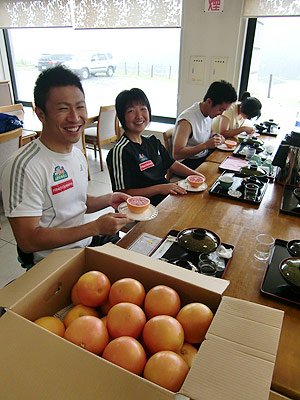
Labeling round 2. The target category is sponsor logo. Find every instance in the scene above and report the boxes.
[139,160,154,171]
[51,179,74,195]
[53,165,68,182]
[139,153,148,162]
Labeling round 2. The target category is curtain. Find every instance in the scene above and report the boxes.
[0,0,181,28]
[0,0,72,28]
[243,0,300,17]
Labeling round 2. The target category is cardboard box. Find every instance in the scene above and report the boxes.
[0,244,284,400]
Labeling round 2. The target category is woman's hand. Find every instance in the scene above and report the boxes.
[159,183,187,196]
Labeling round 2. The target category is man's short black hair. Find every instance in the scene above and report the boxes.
[203,80,237,106]
[115,88,151,131]
[34,66,84,113]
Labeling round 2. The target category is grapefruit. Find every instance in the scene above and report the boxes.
[126,196,150,214]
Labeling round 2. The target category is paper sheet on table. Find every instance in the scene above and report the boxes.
[219,156,248,172]
[127,232,162,256]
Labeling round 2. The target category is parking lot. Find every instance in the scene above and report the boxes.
[14,67,178,118]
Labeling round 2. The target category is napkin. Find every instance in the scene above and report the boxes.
[216,245,233,259]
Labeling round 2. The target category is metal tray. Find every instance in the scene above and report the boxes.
[208,171,269,205]
[280,185,300,218]
[149,229,234,279]
[260,239,300,306]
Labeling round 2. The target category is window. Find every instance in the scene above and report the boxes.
[6,27,180,120]
[246,17,300,130]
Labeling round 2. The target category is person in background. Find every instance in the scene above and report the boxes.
[107,88,205,206]
[0,66,132,269]
[172,80,237,169]
[211,91,262,138]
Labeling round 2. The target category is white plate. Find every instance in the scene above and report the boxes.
[178,179,208,192]
[118,202,158,221]
[217,144,237,151]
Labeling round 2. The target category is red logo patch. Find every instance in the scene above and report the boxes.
[51,179,74,195]
[139,160,154,171]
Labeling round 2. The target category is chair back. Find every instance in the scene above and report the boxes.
[97,105,120,143]
[163,126,175,156]
[0,128,22,168]
[163,126,175,181]
[0,103,24,121]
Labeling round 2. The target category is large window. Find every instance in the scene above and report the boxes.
[6,27,180,119]
[247,17,300,131]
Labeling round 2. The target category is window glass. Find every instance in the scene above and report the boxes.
[8,27,180,118]
[247,17,300,131]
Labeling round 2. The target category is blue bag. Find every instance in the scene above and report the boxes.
[0,113,23,134]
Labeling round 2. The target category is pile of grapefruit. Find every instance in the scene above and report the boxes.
[34,271,214,392]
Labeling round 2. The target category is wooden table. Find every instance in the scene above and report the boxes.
[118,158,300,399]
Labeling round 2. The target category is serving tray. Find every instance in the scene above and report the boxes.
[218,156,276,181]
[208,171,269,205]
[232,143,263,159]
[279,185,300,217]
[260,239,300,306]
[149,229,234,279]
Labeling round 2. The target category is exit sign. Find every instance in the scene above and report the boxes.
[204,0,224,12]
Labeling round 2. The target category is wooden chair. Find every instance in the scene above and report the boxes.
[163,126,175,180]
[0,103,36,146]
[0,127,23,229]
[84,105,120,171]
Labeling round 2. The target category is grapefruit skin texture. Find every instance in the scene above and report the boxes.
[102,336,147,375]
[64,315,109,355]
[143,350,189,392]
[144,285,181,319]
[176,302,213,344]
[76,270,111,307]
[109,278,145,307]
[142,315,184,354]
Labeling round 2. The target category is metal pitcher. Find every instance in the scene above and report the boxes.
[273,142,300,186]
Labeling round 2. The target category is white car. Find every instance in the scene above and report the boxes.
[63,52,116,79]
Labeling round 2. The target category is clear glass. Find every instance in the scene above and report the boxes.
[244,183,259,201]
[254,234,275,261]
[247,17,300,131]
[7,27,180,118]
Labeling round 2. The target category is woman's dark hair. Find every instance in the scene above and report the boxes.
[240,91,262,119]
[115,88,151,131]
[34,65,84,113]
[203,80,237,106]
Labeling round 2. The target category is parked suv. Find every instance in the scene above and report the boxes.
[37,53,73,71]
[63,52,116,79]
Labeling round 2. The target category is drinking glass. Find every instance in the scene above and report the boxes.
[254,234,275,261]
[244,183,259,201]
[245,146,255,160]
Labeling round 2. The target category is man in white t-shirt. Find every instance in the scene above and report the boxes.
[0,66,132,268]
[173,80,237,169]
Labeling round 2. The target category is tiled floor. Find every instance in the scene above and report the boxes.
[0,144,116,288]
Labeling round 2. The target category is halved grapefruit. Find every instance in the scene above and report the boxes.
[187,175,206,188]
[126,196,150,214]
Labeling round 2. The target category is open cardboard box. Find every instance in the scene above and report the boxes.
[0,244,284,400]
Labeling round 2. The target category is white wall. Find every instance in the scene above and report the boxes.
[177,0,246,113]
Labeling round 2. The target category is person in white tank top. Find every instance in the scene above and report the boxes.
[173,80,237,170]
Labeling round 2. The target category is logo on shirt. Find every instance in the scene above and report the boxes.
[51,179,74,195]
[53,165,68,182]
[139,153,149,162]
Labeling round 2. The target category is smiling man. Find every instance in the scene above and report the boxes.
[172,80,237,169]
[0,66,131,269]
